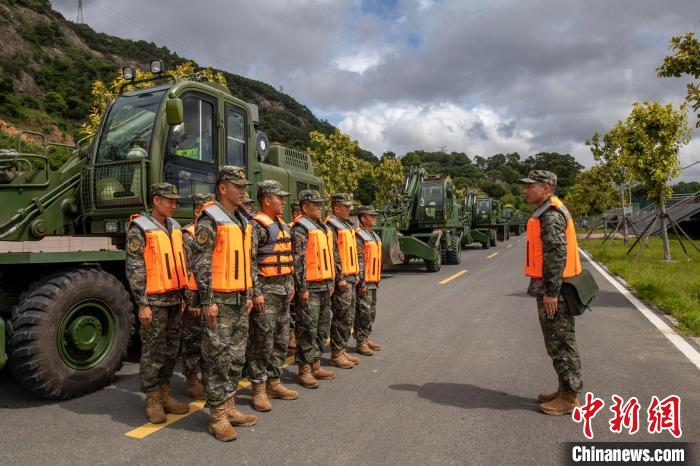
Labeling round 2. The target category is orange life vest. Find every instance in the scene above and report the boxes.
[130,214,188,295]
[254,212,294,277]
[326,216,359,276]
[295,216,336,282]
[201,202,253,292]
[525,196,582,279]
[183,224,198,291]
[357,228,382,283]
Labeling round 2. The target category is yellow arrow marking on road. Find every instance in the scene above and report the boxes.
[125,355,296,439]
[439,269,468,285]
[507,244,513,249]
[486,252,499,259]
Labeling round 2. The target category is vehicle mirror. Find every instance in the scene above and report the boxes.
[166,98,184,125]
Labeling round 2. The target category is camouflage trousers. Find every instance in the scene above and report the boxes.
[181,308,203,376]
[294,289,332,364]
[354,287,377,342]
[201,300,249,407]
[289,301,296,331]
[536,296,583,393]
[139,304,182,393]
[245,293,291,383]
[330,282,356,350]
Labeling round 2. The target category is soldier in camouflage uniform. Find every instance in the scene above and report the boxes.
[242,194,255,218]
[521,170,583,416]
[126,182,190,424]
[354,206,383,355]
[326,193,360,369]
[190,166,257,442]
[245,180,299,412]
[287,202,303,354]
[181,193,215,400]
[292,190,337,388]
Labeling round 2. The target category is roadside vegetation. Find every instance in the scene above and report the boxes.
[580,238,700,336]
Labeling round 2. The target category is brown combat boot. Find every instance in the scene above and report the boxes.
[225,397,257,426]
[185,373,205,400]
[250,382,272,412]
[367,340,382,351]
[330,348,354,369]
[538,384,562,403]
[343,349,360,365]
[145,389,166,424]
[297,364,319,389]
[287,330,297,354]
[159,385,190,414]
[267,378,299,400]
[539,390,580,416]
[208,403,237,442]
[357,338,373,356]
[312,359,336,380]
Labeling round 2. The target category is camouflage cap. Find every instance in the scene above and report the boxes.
[357,205,377,217]
[191,192,215,207]
[331,192,353,206]
[150,182,181,199]
[243,194,254,204]
[217,165,252,186]
[519,170,557,186]
[291,202,301,211]
[257,180,290,197]
[298,189,323,204]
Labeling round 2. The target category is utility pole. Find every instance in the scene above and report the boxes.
[77,0,85,24]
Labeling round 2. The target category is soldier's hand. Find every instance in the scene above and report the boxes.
[288,287,295,301]
[543,295,558,317]
[188,306,201,318]
[298,290,309,305]
[329,286,335,297]
[138,304,153,327]
[203,303,218,328]
[253,295,265,312]
[338,280,347,292]
[246,298,254,314]
[358,286,367,298]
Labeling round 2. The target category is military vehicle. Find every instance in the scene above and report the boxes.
[502,203,523,236]
[471,196,499,249]
[0,61,323,399]
[376,167,468,272]
[493,199,510,242]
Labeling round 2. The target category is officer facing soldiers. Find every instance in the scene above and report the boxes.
[287,201,302,354]
[181,193,215,400]
[125,182,190,424]
[520,170,583,416]
[246,180,299,412]
[190,166,257,442]
[291,190,337,388]
[326,193,360,369]
[354,206,383,356]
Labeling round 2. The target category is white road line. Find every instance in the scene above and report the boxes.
[579,248,700,371]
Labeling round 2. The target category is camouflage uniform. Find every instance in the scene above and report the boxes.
[125,183,184,394]
[245,181,294,383]
[354,216,380,342]
[327,194,358,351]
[292,191,334,364]
[190,168,253,407]
[522,171,582,394]
[181,193,215,378]
[288,202,302,336]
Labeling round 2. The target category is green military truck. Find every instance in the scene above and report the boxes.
[469,195,498,249]
[493,199,510,242]
[502,203,524,236]
[0,62,323,399]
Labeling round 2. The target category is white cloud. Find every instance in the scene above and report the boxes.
[333,51,383,74]
[338,102,534,157]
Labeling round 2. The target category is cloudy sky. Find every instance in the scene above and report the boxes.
[52,0,700,180]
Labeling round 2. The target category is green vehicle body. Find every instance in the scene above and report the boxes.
[502,204,524,236]
[471,196,500,249]
[375,167,470,272]
[0,70,323,396]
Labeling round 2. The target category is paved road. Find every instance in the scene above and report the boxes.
[1,236,698,465]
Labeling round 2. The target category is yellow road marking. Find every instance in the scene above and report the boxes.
[507,244,513,249]
[486,252,499,259]
[439,269,468,284]
[125,355,296,439]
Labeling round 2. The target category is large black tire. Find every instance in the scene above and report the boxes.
[446,234,462,265]
[489,231,497,247]
[7,268,134,399]
[424,250,442,272]
[482,241,489,249]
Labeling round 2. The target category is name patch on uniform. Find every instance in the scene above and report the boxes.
[128,239,141,253]
[196,230,210,245]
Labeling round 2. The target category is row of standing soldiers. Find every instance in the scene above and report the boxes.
[125,165,384,442]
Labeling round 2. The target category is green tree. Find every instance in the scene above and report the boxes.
[372,157,404,206]
[43,91,68,117]
[616,101,692,261]
[523,152,584,198]
[564,166,617,219]
[307,129,369,199]
[657,32,700,127]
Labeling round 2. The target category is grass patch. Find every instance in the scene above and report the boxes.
[579,237,700,336]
